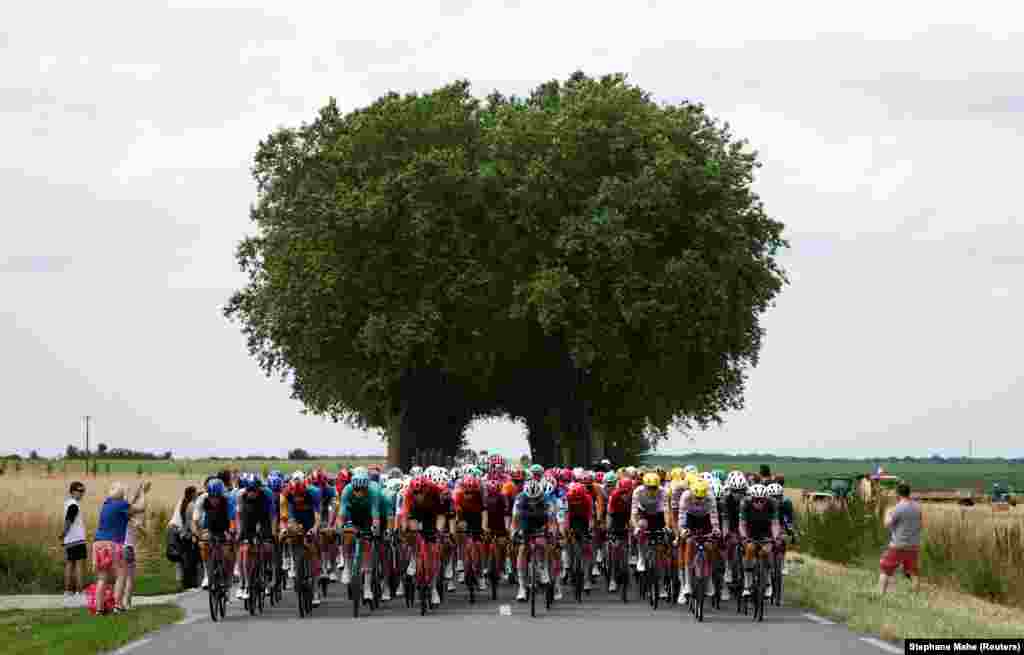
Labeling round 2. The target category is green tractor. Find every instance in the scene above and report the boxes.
[802,475,864,509]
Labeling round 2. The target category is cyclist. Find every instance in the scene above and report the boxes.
[453,473,489,592]
[377,478,400,601]
[483,478,512,582]
[631,472,671,599]
[739,483,782,598]
[196,478,238,601]
[580,471,606,578]
[511,478,557,602]
[767,481,795,575]
[399,475,446,606]
[237,474,272,601]
[719,470,748,599]
[280,472,323,606]
[563,482,595,592]
[605,476,631,593]
[309,470,338,584]
[338,472,381,603]
[678,478,720,603]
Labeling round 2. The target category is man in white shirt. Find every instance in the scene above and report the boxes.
[61,481,87,607]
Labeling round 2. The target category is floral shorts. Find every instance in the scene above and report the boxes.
[92,541,124,574]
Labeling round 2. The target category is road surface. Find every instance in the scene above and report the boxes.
[117,580,902,655]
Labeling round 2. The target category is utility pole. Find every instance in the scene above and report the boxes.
[83,415,91,477]
[969,439,973,459]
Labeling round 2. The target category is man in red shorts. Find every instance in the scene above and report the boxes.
[879,482,922,595]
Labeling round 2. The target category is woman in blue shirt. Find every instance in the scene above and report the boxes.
[93,481,148,614]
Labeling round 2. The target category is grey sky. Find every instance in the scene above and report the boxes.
[3,2,1022,459]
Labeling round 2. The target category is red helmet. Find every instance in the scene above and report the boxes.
[510,468,525,482]
[312,469,327,487]
[557,469,572,484]
[581,471,594,485]
[409,476,429,495]
[461,475,481,493]
[595,472,605,483]
[618,478,634,494]
[291,479,307,495]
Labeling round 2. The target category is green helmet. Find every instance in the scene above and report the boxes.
[712,469,726,482]
[529,464,544,476]
[604,472,618,488]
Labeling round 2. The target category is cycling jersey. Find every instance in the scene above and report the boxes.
[606,488,632,533]
[316,483,337,525]
[452,484,486,533]
[720,492,743,534]
[484,489,511,535]
[631,486,667,532]
[238,488,272,539]
[400,485,444,535]
[339,483,380,531]
[513,494,554,535]
[202,495,236,535]
[282,487,322,532]
[740,497,779,540]
[678,490,720,534]
[669,479,689,516]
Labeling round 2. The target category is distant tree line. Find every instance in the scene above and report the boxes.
[64,444,172,460]
[644,452,1024,465]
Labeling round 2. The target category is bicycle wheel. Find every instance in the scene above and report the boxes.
[208,560,220,623]
[352,541,362,618]
[773,557,784,607]
[696,574,705,622]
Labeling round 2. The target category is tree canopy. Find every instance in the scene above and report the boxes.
[224,71,788,464]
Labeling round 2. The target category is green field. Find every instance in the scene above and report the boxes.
[36,456,387,477]
[642,455,1024,491]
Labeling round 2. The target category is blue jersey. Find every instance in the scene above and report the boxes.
[317,484,337,523]
[287,487,322,531]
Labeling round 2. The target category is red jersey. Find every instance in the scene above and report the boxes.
[453,484,485,515]
[566,490,593,521]
[608,487,632,516]
[400,484,443,521]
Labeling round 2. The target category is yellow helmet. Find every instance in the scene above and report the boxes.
[686,473,699,488]
[670,467,684,482]
[692,480,709,499]
[642,472,661,488]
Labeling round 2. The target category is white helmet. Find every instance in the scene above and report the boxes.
[683,465,698,476]
[766,482,784,498]
[572,467,585,480]
[386,478,403,494]
[410,466,423,476]
[726,471,748,490]
[524,479,544,499]
[700,472,715,485]
[749,484,768,498]
[291,470,305,482]
[352,466,368,479]
[429,469,447,487]
[710,480,724,498]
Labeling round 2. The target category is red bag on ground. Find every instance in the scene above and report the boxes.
[84,583,116,615]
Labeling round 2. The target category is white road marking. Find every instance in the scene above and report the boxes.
[860,637,903,654]
[499,604,512,615]
[111,638,152,655]
[176,615,204,626]
[802,612,836,625]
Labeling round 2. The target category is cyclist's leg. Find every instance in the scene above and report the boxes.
[742,541,756,596]
[581,534,594,590]
[634,518,649,571]
[516,541,529,599]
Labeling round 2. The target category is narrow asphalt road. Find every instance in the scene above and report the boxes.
[121,578,901,655]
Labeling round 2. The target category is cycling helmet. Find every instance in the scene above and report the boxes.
[618,478,635,495]
[524,479,544,500]
[581,471,594,485]
[594,471,604,484]
[572,467,585,481]
[670,467,684,481]
[385,478,403,494]
[767,482,784,498]
[712,469,726,482]
[268,474,283,493]
[387,467,402,480]
[270,469,282,479]
[312,469,327,487]
[542,478,556,496]
[238,474,252,490]
[352,466,368,479]
[207,479,225,496]
[726,470,748,490]
[691,480,709,499]
[683,465,698,476]
[367,469,381,483]
[642,472,661,488]
[510,467,525,482]
[529,464,544,478]
[410,466,423,476]
[710,479,724,498]
[603,472,618,488]
[428,469,447,488]
[350,475,369,491]
[558,469,573,484]
[701,472,715,485]
[291,470,305,482]
[749,484,768,498]
[409,476,429,494]
[461,475,481,493]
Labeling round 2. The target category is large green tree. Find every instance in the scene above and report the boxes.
[224,72,787,466]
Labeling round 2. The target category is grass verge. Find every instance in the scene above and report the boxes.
[0,604,184,655]
[784,552,1024,640]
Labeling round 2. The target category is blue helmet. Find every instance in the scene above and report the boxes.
[351,476,370,490]
[268,474,283,492]
[207,479,225,497]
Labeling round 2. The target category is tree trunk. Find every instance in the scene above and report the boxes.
[525,412,557,467]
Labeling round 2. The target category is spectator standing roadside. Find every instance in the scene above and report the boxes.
[93,481,149,614]
[121,481,148,610]
[169,485,199,590]
[61,481,87,607]
[879,482,922,595]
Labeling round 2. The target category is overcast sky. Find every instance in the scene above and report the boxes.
[3,1,1022,460]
